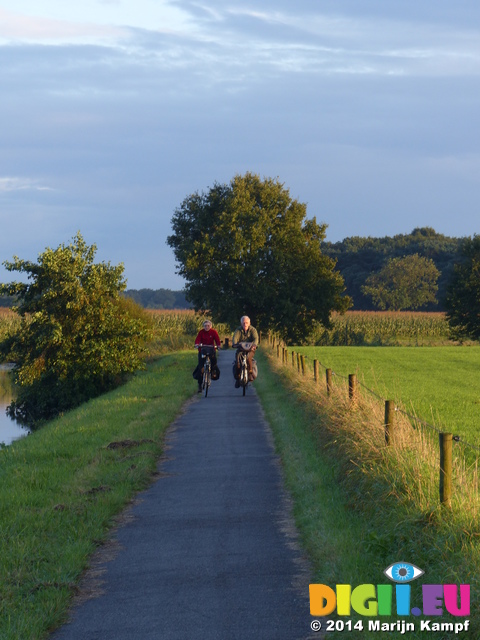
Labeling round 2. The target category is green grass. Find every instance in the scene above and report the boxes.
[0,352,195,640]
[293,346,480,449]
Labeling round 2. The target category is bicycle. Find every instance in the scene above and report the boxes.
[232,341,256,396]
[194,344,217,397]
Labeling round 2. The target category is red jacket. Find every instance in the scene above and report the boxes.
[195,328,221,349]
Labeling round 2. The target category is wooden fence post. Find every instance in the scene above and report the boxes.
[300,354,305,376]
[439,433,453,508]
[384,400,395,445]
[313,359,319,383]
[291,351,295,367]
[277,344,280,359]
[348,374,357,403]
[224,337,230,349]
[297,353,301,373]
[326,369,332,396]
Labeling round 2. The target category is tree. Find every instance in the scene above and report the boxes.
[445,235,480,341]
[167,173,350,343]
[361,253,440,311]
[0,232,152,424]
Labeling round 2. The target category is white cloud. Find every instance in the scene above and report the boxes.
[0,8,127,43]
[0,177,54,193]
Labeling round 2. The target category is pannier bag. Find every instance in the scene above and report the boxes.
[192,365,201,380]
[211,365,220,380]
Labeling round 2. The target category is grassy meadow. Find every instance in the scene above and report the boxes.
[293,345,480,451]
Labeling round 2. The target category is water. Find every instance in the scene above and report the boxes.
[0,364,30,445]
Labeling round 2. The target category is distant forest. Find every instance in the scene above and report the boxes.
[123,288,191,309]
[0,228,468,311]
[321,227,463,311]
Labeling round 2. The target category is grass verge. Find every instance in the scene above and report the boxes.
[0,352,195,640]
[254,347,478,639]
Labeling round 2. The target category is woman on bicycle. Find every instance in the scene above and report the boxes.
[194,320,221,392]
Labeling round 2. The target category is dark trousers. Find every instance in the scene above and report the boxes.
[234,349,254,377]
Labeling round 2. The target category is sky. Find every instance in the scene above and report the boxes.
[0,1,479,290]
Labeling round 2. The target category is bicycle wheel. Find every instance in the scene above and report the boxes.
[204,359,211,397]
[241,364,247,396]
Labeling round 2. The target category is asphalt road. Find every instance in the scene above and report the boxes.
[51,350,314,640]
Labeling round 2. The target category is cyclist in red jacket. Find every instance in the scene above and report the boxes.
[194,320,221,392]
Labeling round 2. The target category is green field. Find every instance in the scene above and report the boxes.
[293,346,480,449]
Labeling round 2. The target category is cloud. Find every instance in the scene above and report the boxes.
[0,177,54,193]
[0,8,126,43]
[0,1,479,289]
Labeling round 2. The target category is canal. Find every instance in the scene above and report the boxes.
[0,364,30,445]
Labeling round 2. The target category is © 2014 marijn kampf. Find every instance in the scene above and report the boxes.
[309,561,470,635]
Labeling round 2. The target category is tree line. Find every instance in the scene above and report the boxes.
[321,226,462,311]
[123,288,191,310]
[0,228,467,313]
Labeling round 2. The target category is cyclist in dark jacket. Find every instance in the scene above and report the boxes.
[232,316,258,387]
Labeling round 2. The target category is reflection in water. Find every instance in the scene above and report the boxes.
[0,365,29,445]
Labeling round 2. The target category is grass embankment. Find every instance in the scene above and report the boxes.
[254,346,479,640]
[0,352,195,640]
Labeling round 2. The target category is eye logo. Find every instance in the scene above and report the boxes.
[384,562,424,583]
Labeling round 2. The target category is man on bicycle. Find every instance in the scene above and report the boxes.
[232,316,258,387]
[194,320,221,392]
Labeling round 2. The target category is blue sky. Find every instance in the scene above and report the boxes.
[1,1,479,289]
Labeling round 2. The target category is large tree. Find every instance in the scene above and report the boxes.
[167,173,350,343]
[0,232,152,424]
[445,235,480,341]
[361,253,440,311]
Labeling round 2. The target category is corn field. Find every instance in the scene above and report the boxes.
[145,310,232,355]
[0,309,20,345]
[310,311,451,346]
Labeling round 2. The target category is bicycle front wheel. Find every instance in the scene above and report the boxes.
[204,368,211,397]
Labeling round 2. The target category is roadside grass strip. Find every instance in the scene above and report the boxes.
[0,352,194,640]
[254,347,480,640]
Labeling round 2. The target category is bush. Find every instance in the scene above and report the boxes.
[0,233,152,425]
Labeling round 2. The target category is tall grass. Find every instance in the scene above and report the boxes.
[260,344,479,638]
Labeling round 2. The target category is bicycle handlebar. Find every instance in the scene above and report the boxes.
[232,342,256,351]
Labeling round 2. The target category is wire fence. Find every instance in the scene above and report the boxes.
[267,334,480,508]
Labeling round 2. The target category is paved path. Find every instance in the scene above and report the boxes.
[51,350,313,640]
